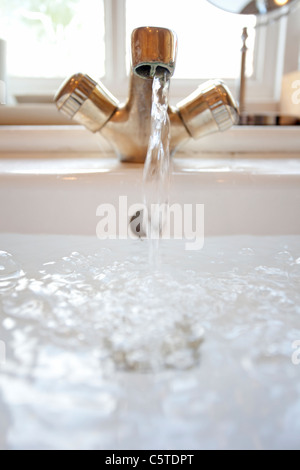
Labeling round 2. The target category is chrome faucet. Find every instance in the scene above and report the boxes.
[55,26,238,163]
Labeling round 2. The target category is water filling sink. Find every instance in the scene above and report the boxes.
[0,155,300,450]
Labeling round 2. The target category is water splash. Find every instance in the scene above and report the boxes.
[1,234,300,449]
[0,251,24,293]
[143,73,171,263]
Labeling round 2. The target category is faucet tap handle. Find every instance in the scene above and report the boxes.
[176,80,239,139]
[54,73,119,132]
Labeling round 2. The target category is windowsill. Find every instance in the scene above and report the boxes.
[0,95,280,126]
[0,104,73,126]
[0,125,299,156]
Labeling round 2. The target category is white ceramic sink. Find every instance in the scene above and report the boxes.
[0,155,300,450]
[0,157,300,236]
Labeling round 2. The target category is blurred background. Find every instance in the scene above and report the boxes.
[0,0,299,112]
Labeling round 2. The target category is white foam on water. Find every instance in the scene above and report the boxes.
[0,234,299,449]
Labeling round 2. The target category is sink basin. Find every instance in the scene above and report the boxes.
[0,156,300,236]
[0,155,300,450]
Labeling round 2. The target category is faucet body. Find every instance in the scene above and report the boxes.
[100,73,192,162]
[102,73,162,163]
[55,27,238,163]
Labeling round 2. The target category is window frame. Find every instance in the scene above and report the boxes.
[4,0,298,107]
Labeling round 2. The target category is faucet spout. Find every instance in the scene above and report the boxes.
[54,26,238,163]
[131,26,177,79]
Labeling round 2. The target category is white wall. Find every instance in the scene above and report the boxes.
[284,5,300,73]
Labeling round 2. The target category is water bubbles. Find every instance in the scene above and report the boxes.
[0,242,207,372]
[239,247,255,256]
[0,251,24,292]
[0,235,300,449]
[2,318,16,330]
[274,250,294,264]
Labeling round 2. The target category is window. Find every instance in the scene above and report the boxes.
[0,0,105,78]
[0,0,105,98]
[0,0,299,106]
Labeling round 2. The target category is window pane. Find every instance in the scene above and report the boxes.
[0,0,105,78]
[126,0,256,79]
